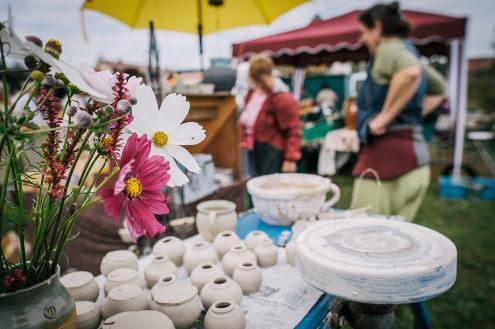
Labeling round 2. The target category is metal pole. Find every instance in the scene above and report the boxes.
[452,39,468,182]
[148,20,163,101]
[448,39,459,128]
[197,0,204,71]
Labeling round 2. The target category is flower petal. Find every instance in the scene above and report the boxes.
[151,147,190,187]
[141,190,170,214]
[125,76,143,96]
[158,93,190,132]
[137,156,170,190]
[126,85,159,134]
[168,122,206,146]
[125,198,165,241]
[100,188,125,222]
[114,160,134,195]
[120,133,151,168]
[166,144,201,173]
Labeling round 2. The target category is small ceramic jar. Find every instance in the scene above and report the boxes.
[190,262,225,292]
[102,312,133,329]
[106,310,175,329]
[102,284,149,319]
[244,230,270,251]
[254,238,278,267]
[151,275,202,329]
[100,250,138,277]
[196,200,238,242]
[222,245,257,277]
[152,236,186,267]
[183,241,218,274]
[75,301,101,329]
[104,268,146,296]
[285,238,296,266]
[144,255,177,288]
[233,262,262,295]
[60,271,99,301]
[213,231,241,259]
[204,300,246,329]
[200,275,242,309]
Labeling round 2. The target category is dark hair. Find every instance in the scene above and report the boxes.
[358,2,410,38]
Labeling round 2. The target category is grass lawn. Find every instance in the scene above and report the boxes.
[331,174,495,328]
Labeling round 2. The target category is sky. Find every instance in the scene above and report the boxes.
[1,0,494,71]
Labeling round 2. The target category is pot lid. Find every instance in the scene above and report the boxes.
[153,282,198,305]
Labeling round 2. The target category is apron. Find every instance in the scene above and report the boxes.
[353,40,429,180]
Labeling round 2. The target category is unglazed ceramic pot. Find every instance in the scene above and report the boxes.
[151,275,202,329]
[244,230,269,251]
[254,238,278,267]
[100,250,138,277]
[204,300,246,329]
[196,200,237,242]
[190,262,225,292]
[104,310,175,329]
[75,301,101,329]
[104,268,146,296]
[144,255,177,288]
[285,238,296,266]
[222,245,257,277]
[213,231,241,259]
[60,270,99,302]
[200,275,242,309]
[233,262,262,295]
[152,236,186,267]
[183,241,218,274]
[101,312,133,329]
[102,284,149,319]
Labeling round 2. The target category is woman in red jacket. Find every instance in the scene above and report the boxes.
[240,55,302,176]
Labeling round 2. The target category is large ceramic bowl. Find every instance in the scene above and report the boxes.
[247,173,340,226]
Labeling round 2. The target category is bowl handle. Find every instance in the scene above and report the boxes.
[321,183,341,211]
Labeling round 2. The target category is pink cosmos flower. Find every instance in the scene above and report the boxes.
[99,133,170,241]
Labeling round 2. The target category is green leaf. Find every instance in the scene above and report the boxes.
[2,200,32,225]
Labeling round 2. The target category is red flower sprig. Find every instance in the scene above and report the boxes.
[3,268,26,292]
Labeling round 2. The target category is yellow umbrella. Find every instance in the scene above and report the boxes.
[81,0,308,69]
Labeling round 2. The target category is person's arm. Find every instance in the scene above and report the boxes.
[272,93,301,172]
[369,65,422,135]
[422,65,447,117]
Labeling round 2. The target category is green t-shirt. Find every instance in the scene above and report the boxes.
[372,39,446,96]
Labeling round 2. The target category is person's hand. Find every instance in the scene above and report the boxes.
[369,115,387,136]
[282,161,297,173]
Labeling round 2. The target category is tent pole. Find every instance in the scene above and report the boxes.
[448,39,459,128]
[197,0,204,71]
[452,39,468,182]
[148,20,162,101]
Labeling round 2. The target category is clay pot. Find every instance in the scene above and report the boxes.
[213,231,241,259]
[75,301,101,329]
[222,245,257,277]
[285,238,296,266]
[244,231,269,251]
[254,238,278,267]
[200,275,242,309]
[196,200,237,242]
[151,275,202,329]
[103,310,175,329]
[102,284,149,319]
[104,268,146,296]
[204,300,246,329]
[60,270,99,302]
[152,236,186,267]
[144,255,177,288]
[233,262,262,295]
[100,250,138,277]
[190,262,225,292]
[183,241,218,274]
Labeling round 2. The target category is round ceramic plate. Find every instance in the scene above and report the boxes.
[295,218,457,304]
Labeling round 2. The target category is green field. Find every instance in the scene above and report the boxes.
[331,173,495,328]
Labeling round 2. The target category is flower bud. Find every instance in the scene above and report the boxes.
[103,105,114,116]
[41,75,56,89]
[30,70,44,81]
[74,111,93,129]
[55,79,65,89]
[117,99,132,114]
[129,97,137,105]
[67,106,78,117]
[24,55,39,69]
[25,35,43,48]
[44,39,62,59]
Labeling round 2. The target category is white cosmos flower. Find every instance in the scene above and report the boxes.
[126,85,206,187]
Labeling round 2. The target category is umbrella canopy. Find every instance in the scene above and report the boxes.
[232,10,467,66]
[81,0,308,34]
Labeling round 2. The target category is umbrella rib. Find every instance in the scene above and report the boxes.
[131,0,146,27]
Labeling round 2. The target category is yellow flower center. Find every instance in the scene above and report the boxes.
[102,136,114,148]
[152,131,168,148]
[125,178,142,198]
